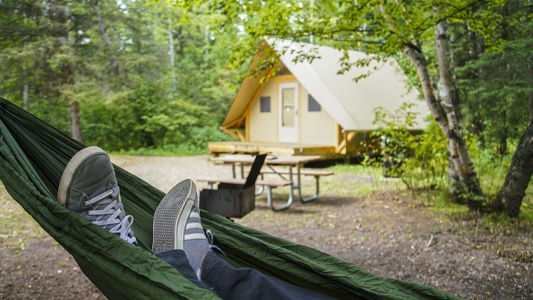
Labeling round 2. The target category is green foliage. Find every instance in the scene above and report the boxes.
[0,0,241,154]
[119,125,238,156]
[458,37,533,154]
[469,139,533,217]
[26,97,71,135]
[191,0,504,76]
[370,103,418,177]
[81,79,216,152]
[402,120,449,190]
[471,149,513,197]
[372,119,533,217]
[367,103,448,190]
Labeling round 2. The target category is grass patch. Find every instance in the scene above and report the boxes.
[519,202,533,222]
[0,183,46,251]
[113,144,208,156]
[325,164,405,197]
[329,161,533,235]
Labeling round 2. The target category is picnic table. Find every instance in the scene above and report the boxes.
[208,154,333,211]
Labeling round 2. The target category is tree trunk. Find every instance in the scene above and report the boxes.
[403,43,467,204]
[496,121,533,217]
[447,158,463,202]
[403,19,484,210]
[167,2,177,93]
[435,18,484,210]
[403,42,448,133]
[91,0,126,83]
[70,101,84,143]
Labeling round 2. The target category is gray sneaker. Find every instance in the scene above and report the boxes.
[152,179,215,279]
[58,146,136,244]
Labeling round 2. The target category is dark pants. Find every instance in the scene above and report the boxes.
[156,250,334,300]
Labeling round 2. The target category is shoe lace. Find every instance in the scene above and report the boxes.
[205,229,225,256]
[84,189,137,245]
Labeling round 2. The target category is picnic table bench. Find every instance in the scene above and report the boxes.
[196,177,294,212]
[199,154,333,212]
[259,167,334,206]
[261,167,334,177]
[197,177,293,189]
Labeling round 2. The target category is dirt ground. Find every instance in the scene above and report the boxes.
[0,155,532,299]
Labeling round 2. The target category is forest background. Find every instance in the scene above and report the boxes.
[1,0,533,218]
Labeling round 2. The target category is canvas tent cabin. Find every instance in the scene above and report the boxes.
[209,39,430,159]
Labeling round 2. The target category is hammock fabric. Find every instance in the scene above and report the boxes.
[0,97,461,300]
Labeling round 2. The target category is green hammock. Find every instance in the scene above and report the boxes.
[0,97,461,300]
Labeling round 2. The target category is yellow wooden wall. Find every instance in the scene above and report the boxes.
[249,79,278,142]
[248,75,336,146]
[300,88,336,145]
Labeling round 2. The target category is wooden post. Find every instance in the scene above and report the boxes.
[70,101,84,143]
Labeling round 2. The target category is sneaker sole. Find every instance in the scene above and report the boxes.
[152,179,196,254]
[57,146,106,206]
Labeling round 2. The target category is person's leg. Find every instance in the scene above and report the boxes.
[57,147,208,289]
[59,148,333,299]
[57,146,136,244]
[155,249,213,291]
[152,179,213,278]
[152,179,335,300]
[201,250,335,300]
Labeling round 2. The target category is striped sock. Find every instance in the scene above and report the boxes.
[183,207,211,280]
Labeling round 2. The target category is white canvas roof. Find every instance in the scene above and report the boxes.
[223,39,430,131]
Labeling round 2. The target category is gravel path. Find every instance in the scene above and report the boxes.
[110,154,231,192]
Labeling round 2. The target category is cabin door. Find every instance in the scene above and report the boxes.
[278,82,298,143]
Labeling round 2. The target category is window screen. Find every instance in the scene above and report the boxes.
[308,95,321,112]
[260,96,271,113]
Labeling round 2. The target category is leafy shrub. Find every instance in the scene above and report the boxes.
[81,79,233,154]
[367,102,448,190]
[401,119,448,190]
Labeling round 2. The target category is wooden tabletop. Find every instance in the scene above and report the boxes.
[211,154,321,165]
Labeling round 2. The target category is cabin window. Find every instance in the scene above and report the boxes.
[308,95,321,112]
[260,96,271,113]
